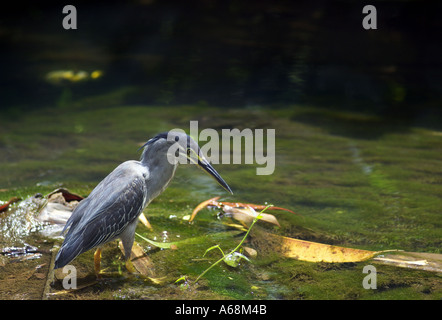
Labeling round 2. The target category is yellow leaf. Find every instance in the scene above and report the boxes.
[119,241,156,277]
[252,228,386,263]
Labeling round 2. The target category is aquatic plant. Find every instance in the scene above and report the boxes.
[193,205,271,283]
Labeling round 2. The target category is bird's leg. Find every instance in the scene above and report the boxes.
[123,243,137,274]
[94,247,102,278]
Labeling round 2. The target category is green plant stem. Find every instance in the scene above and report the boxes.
[195,205,272,283]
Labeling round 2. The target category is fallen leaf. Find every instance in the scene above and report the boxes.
[189,196,220,222]
[118,241,155,277]
[0,197,21,212]
[251,228,391,263]
[189,196,296,222]
[219,201,296,214]
[225,207,280,227]
[46,188,84,202]
[146,276,167,285]
[373,251,442,272]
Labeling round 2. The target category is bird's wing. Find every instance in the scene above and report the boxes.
[60,195,91,235]
[54,163,148,268]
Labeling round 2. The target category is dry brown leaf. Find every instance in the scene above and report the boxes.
[118,241,155,277]
[189,196,296,223]
[0,197,21,212]
[226,207,281,227]
[189,196,220,222]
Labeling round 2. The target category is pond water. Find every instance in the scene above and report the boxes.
[0,1,441,300]
[1,104,441,299]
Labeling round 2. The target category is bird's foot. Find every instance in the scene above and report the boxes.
[125,259,137,274]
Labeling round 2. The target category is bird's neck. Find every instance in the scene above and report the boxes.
[141,148,178,200]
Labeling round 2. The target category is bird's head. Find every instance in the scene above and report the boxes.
[139,131,233,194]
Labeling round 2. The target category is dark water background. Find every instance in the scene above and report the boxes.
[1,0,441,121]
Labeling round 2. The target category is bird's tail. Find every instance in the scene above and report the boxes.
[53,238,84,269]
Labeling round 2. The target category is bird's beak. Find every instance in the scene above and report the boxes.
[198,158,233,195]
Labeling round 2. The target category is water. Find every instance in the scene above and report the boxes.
[1,104,440,299]
[0,1,441,300]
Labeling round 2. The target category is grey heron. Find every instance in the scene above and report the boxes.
[53,131,232,275]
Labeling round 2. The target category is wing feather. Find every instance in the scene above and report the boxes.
[54,162,148,269]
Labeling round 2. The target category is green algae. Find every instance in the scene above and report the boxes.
[0,102,441,300]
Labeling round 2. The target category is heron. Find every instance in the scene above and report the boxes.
[53,131,232,275]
